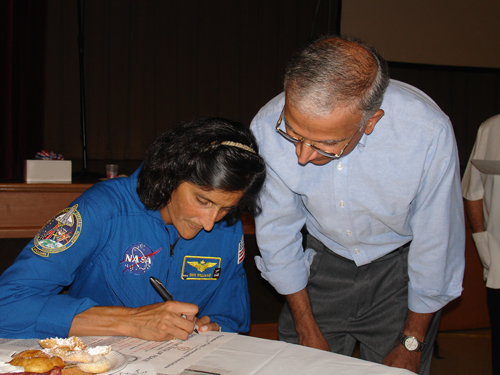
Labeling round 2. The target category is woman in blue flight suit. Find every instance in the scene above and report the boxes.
[0,117,266,340]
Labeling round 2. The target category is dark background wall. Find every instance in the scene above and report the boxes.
[42,0,500,177]
[342,0,500,69]
[389,63,500,171]
[43,0,342,176]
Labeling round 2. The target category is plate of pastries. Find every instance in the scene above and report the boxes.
[4,337,127,375]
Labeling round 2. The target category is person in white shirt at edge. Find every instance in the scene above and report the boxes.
[250,35,465,375]
[462,114,500,375]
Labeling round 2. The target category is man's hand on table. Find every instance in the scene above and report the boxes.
[383,310,434,374]
[298,328,331,351]
[70,301,198,341]
[383,344,421,374]
[286,288,331,352]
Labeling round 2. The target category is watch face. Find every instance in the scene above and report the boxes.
[405,337,419,351]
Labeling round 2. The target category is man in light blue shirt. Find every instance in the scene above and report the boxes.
[250,36,465,374]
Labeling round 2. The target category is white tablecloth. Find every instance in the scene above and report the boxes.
[189,334,414,375]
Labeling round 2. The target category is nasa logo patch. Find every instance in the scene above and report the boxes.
[32,204,82,257]
[121,243,162,275]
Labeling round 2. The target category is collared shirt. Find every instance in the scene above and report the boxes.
[462,114,500,288]
[250,79,465,313]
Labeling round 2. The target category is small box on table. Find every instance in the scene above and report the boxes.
[24,160,72,183]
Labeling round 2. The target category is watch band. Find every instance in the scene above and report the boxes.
[399,332,425,352]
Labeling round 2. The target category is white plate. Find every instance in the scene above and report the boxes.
[98,351,128,375]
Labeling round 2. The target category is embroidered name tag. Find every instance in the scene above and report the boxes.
[181,256,221,280]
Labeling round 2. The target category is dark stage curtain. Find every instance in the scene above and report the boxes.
[0,0,47,180]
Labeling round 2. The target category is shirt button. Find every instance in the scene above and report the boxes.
[337,162,343,170]
[354,249,360,255]
[340,200,345,208]
[346,230,352,236]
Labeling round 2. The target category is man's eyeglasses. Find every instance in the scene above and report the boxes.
[275,108,360,159]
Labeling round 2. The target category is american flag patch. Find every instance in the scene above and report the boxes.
[237,235,245,264]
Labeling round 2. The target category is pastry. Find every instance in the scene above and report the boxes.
[0,366,62,375]
[9,350,65,372]
[61,367,89,375]
[35,336,112,374]
[76,355,111,374]
[39,337,86,352]
[60,351,93,363]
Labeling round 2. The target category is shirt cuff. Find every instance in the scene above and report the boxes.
[472,231,491,272]
[36,294,98,337]
[254,248,315,295]
[408,283,463,313]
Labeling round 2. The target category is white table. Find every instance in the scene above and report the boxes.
[0,334,413,375]
[190,334,413,375]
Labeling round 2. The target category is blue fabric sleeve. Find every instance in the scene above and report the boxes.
[0,193,104,338]
[35,295,98,337]
[406,124,465,312]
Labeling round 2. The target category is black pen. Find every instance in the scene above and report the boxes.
[149,276,199,334]
[150,276,174,301]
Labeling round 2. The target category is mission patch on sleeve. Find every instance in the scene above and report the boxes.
[32,204,82,257]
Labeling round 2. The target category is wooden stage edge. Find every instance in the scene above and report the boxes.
[0,181,255,239]
[246,322,279,341]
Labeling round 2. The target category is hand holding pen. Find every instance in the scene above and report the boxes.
[149,277,199,334]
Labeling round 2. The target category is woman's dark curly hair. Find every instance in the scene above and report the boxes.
[137,117,266,226]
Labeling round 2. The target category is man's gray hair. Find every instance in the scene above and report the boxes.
[284,35,390,124]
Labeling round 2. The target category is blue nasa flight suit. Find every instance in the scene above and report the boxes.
[0,168,250,338]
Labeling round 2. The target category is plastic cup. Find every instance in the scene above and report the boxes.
[106,164,118,179]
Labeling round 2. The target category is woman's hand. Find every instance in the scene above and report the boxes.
[129,301,199,340]
[70,301,199,341]
[194,315,220,333]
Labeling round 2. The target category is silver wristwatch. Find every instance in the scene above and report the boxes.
[399,332,425,352]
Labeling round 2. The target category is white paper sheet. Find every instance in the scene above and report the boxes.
[0,349,24,373]
[472,159,500,175]
[188,335,288,375]
[79,333,235,375]
[110,360,157,375]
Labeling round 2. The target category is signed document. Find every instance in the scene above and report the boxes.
[103,332,235,375]
[0,332,236,375]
